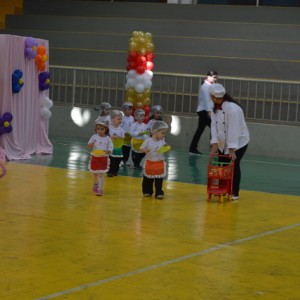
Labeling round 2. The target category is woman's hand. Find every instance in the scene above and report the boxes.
[210,143,218,154]
[229,149,237,161]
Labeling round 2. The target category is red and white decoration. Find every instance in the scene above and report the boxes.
[125,31,155,123]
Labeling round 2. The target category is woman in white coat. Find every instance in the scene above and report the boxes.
[209,83,250,200]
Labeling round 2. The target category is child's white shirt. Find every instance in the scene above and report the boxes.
[140,138,166,161]
[88,135,113,152]
[121,115,134,133]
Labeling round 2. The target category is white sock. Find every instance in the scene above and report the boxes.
[98,175,104,190]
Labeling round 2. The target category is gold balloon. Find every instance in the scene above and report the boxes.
[136,93,144,102]
[145,32,152,41]
[146,43,154,52]
[128,42,138,52]
[139,48,147,55]
[126,87,136,97]
[143,89,151,98]
[136,101,143,108]
[144,97,151,105]
[132,31,139,38]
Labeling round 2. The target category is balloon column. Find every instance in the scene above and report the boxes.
[125,31,154,123]
[0,112,13,135]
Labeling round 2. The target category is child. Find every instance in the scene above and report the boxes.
[146,105,163,132]
[95,102,111,124]
[120,102,134,167]
[140,120,169,199]
[130,109,148,170]
[87,119,113,196]
[108,110,125,177]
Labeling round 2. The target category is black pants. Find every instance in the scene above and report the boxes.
[108,156,122,175]
[122,145,131,163]
[132,151,145,168]
[219,144,248,196]
[189,110,211,151]
[142,176,163,197]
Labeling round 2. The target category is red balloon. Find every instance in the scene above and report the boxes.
[136,55,146,66]
[143,105,151,115]
[128,51,138,61]
[146,52,154,61]
[136,65,145,74]
[146,61,154,71]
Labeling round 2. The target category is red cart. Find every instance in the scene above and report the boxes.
[207,154,234,203]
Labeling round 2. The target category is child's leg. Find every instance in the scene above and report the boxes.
[136,152,146,167]
[154,178,164,198]
[142,176,154,196]
[108,156,122,176]
[92,173,98,192]
[122,145,131,164]
[97,174,104,192]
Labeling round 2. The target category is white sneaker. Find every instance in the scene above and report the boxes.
[232,195,239,200]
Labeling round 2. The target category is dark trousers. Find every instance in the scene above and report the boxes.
[219,144,248,196]
[132,151,145,168]
[122,145,131,163]
[108,156,122,175]
[142,176,164,197]
[189,110,211,151]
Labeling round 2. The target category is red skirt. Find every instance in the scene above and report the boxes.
[144,160,165,178]
[89,155,109,173]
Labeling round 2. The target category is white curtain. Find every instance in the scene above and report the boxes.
[0,34,53,160]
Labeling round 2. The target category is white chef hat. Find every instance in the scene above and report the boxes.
[151,120,168,134]
[209,83,226,98]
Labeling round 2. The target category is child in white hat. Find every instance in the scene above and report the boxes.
[107,110,125,177]
[130,109,148,170]
[95,102,111,125]
[87,118,113,196]
[140,120,169,199]
[120,102,134,167]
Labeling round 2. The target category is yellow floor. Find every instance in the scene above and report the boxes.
[1,163,300,300]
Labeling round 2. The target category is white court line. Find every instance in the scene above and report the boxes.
[35,222,300,300]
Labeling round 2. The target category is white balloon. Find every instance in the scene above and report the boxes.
[144,70,153,80]
[126,78,136,88]
[41,96,53,109]
[144,80,152,89]
[135,83,145,93]
[136,74,146,85]
[127,69,137,78]
[41,107,52,119]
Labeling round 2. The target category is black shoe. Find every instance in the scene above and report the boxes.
[189,149,203,156]
[107,172,114,177]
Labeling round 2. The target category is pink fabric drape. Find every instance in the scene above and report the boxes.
[0,34,53,160]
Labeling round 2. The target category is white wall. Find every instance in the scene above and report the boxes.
[49,106,300,160]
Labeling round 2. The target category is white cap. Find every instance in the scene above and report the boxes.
[122,102,133,110]
[95,117,109,128]
[99,102,111,113]
[209,83,226,98]
[134,109,145,117]
[110,109,122,119]
[151,120,168,134]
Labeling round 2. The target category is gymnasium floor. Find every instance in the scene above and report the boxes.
[1,136,300,300]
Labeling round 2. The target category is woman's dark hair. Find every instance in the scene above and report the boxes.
[201,70,218,84]
[206,70,218,77]
[213,93,241,113]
